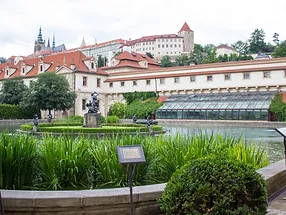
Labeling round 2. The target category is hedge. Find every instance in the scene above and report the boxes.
[0,104,39,119]
[20,123,163,133]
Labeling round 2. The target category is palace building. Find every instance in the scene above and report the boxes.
[0,50,286,121]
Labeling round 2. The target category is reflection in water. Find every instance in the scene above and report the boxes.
[0,123,284,163]
[163,124,284,163]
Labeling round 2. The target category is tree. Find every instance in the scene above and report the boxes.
[203,44,216,55]
[160,55,172,67]
[108,102,126,118]
[0,77,28,105]
[97,55,107,67]
[175,55,190,66]
[114,51,122,57]
[232,40,249,54]
[189,44,204,64]
[273,41,286,58]
[145,52,154,58]
[249,29,266,53]
[201,50,219,64]
[264,42,275,53]
[21,72,76,115]
[273,33,280,46]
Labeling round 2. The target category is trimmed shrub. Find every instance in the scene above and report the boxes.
[107,115,119,124]
[37,125,163,133]
[159,156,268,215]
[53,115,84,124]
[0,104,39,119]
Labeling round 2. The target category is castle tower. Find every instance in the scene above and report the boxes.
[178,22,194,53]
[52,34,56,49]
[81,37,86,47]
[34,27,46,53]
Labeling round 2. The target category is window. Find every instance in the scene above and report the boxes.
[40,65,43,72]
[146,80,151,85]
[152,47,154,50]
[160,78,165,84]
[83,76,87,86]
[170,52,172,54]
[158,39,160,42]
[109,82,113,88]
[166,39,168,42]
[166,52,168,54]
[6,70,8,76]
[82,99,86,110]
[174,77,180,83]
[190,76,196,82]
[133,80,137,86]
[143,48,145,51]
[243,73,250,79]
[284,70,286,77]
[162,45,164,48]
[174,39,177,42]
[91,62,95,69]
[170,44,172,48]
[174,44,177,48]
[22,68,25,74]
[97,78,101,87]
[162,39,164,42]
[158,52,160,54]
[225,74,231,80]
[121,81,125,87]
[170,39,172,42]
[207,75,213,81]
[179,44,181,48]
[263,71,271,78]
[166,44,168,48]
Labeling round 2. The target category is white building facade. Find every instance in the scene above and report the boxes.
[1,50,286,120]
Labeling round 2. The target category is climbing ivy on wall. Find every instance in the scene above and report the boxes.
[270,94,286,121]
[123,92,156,105]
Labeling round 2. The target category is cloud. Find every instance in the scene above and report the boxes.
[0,0,285,57]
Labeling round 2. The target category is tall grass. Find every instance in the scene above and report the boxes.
[0,133,269,190]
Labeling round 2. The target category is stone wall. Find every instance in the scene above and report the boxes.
[1,160,285,215]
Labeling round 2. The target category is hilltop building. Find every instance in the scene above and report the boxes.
[216,44,237,56]
[32,27,66,57]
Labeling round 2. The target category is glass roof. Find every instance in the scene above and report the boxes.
[158,92,276,111]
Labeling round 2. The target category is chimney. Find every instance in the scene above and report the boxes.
[70,58,76,70]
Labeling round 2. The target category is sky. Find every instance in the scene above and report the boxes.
[0,0,285,58]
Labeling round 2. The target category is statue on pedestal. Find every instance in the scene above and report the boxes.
[86,91,99,113]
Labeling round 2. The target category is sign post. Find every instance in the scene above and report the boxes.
[275,127,286,167]
[117,145,146,215]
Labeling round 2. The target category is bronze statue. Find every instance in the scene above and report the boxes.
[86,91,99,113]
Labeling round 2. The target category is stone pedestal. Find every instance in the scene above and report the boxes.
[83,113,101,128]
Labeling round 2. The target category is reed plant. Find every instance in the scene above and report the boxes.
[0,132,269,190]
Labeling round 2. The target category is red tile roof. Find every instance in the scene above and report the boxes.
[178,22,193,33]
[104,51,160,70]
[216,44,234,50]
[0,51,100,80]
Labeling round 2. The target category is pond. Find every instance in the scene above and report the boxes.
[0,122,284,163]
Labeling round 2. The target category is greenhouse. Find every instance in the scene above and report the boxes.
[156,92,277,121]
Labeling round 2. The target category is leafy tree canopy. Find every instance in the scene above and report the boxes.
[123,91,156,105]
[249,29,266,53]
[232,40,249,54]
[97,55,108,68]
[273,33,280,46]
[175,55,190,66]
[160,55,172,67]
[145,52,154,58]
[273,40,286,58]
[108,102,126,118]
[0,77,28,105]
[21,72,76,113]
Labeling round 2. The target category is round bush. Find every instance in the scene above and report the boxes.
[159,156,268,215]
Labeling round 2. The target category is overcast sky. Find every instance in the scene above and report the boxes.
[0,0,285,58]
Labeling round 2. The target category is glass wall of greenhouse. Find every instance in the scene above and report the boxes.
[156,92,276,121]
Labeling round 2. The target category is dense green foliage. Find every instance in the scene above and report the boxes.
[107,115,119,124]
[19,123,162,133]
[97,55,108,67]
[273,40,286,58]
[0,104,39,119]
[0,77,28,105]
[160,55,172,67]
[159,156,268,215]
[270,94,286,121]
[100,114,105,123]
[125,98,163,118]
[0,133,268,190]
[21,72,76,113]
[249,29,267,53]
[108,102,126,118]
[123,91,156,105]
[53,115,84,124]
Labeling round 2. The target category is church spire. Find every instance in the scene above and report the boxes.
[37,26,44,44]
[81,36,86,47]
[52,34,55,49]
[47,38,50,48]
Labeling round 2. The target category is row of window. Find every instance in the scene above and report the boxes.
[158,44,181,48]
[134,39,182,47]
[83,71,276,89]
